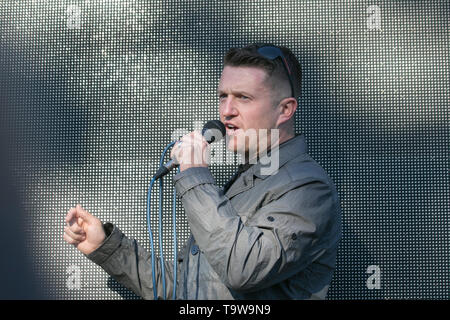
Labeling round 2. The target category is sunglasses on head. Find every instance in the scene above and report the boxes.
[257,46,296,98]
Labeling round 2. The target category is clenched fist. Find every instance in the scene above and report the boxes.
[170,130,210,172]
[63,204,106,255]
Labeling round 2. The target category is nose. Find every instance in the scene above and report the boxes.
[220,96,238,119]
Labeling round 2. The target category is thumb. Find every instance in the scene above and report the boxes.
[75,204,95,224]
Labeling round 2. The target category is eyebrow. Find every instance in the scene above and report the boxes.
[216,89,254,97]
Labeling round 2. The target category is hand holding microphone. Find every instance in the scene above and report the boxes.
[153,120,226,179]
[170,131,210,171]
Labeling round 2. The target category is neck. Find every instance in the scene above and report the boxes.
[243,129,295,164]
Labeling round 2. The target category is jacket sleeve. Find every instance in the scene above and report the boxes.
[174,167,340,293]
[85,223,176,300]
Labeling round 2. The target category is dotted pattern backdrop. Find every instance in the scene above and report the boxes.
[0,0,448,299]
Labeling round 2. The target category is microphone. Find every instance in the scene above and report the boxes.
[152,120,226,180]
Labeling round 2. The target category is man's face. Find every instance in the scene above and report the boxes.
[218,66,281,156]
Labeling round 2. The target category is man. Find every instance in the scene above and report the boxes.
[63,43,342,299]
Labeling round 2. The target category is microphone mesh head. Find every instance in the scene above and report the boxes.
[202,120,226,143]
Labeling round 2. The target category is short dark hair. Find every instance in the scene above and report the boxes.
[223,43,302,103]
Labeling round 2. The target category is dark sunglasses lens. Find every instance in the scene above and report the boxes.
[257,46,282,60]
[258,46,295,97]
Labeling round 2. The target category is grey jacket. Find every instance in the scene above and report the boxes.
[87,134,342,299]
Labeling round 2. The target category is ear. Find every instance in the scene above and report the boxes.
[276,97,298,127]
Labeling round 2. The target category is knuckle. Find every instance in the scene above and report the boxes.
[64,233,75,244]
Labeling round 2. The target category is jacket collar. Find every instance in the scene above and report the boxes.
[225,134,308,198]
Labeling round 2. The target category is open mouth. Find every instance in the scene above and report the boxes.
[225,123,240,135]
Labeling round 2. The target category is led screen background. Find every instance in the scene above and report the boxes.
[0,0,448,299]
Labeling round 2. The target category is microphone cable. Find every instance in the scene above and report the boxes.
[146,140,178,300]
